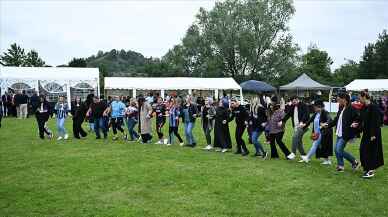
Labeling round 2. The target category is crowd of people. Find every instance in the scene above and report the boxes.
[0,90,386,179]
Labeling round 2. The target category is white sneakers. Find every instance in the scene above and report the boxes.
[203,145,213,150]
[298,155,309,163]
[64,134,69,140]
[179,142,185,146]
[166,143,172,146]
[221,148,229,153]
[57,136,63,141]
[155,140,163,145]
[287,153,296,160]
[321,160,332,165]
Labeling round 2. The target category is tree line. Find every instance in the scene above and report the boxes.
[1,0,387,87]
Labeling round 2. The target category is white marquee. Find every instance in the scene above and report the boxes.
[0,66,100,108]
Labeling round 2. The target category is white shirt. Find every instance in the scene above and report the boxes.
[336,109,344,137]
[293,106,299,128]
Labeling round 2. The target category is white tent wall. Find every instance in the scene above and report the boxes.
[0,67,100,109]
[346,79,388,91]
[104,77,242,102]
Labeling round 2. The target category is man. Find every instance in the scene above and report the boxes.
[282,96,310,160]
[18,90,29,119]
[30,91,40,115]
[230,98,249,156]
[88,96,108,139]
[1,92,8,117]
[13,91,22,118]
[105,95,127,140]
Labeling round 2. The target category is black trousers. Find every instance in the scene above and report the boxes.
[111,117,125,135]
[36,112,51,139]
[169,126,183,143]
[73,117,87,138]
[235,125,248,153]
[141,133,152,143]
[269,132,291,158]
[156,120,165,139]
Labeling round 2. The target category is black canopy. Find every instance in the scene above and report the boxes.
[240,80,276,93]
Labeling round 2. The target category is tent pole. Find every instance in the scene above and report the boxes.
[161,89,165,100]
[329,88,333,113]
[240,88,243,104]
[132,89,136,99]
[215,89,219,100]
[66,83,71,110]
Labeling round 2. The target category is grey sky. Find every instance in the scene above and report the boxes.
[1,0,387,70]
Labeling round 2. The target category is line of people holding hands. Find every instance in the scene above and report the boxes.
[33,90,384,179]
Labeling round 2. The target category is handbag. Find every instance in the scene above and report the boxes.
[310,132,319,141]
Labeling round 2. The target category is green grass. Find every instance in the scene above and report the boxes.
[0,117,387,217]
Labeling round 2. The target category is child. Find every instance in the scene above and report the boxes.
[54,96,69,140]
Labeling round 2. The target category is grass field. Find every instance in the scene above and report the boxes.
[0,117,387,217]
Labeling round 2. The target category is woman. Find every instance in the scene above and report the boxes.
[326,92,360,172]
[201,97,216,150]
[126,99,140,141]
[138,96,153,143]
[299,100,333,165]
[213,99,232,153]
[85,94,95,132]
[167,98,184,146]
[71,96,88,139]
[35,95,53,139]
[54,96,69,140]
[154,97,167,144]
[268,103,292,159]
[358,91,384,178]
[182,96,198,147]
[105,95,127,141]
[249,97,268,159]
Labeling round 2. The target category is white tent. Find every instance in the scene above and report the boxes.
[0,66,100,108]
[346,79,388,91]
[280,73,331,90]
[104,77,242,101]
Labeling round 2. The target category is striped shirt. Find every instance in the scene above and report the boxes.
[169,106,180,127]
[55,102,69,119]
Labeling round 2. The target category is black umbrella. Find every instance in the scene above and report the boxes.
[240,80,276,93]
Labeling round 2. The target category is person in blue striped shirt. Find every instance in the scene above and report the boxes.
[167,98,184,146]
[54,96,69,140]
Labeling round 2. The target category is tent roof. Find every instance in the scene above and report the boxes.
[240,80,276,92]
[0,66,99,80]
[345,79,388,91]
[279,73,331,90]
[104,77,241,90]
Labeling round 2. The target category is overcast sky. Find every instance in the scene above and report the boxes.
[1,0,387,70]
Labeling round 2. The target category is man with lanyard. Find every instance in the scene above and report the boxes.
[153,97,167,144]
[282,96,310,160]
[230,98,249,156]
[105,95,127,140]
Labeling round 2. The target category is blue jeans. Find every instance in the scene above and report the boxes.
[184,122,196,145]
[56,118,66,136]
[94,117,107,139]
[252,129,265,154]
[335,137,356,167]
[127,118,139,140]
[306,134,322,159]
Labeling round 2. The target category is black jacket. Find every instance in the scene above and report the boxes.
[283,102,310,127]
[249,106,267,130]
[230,105,248,126]
[328,105,359,141]
[181,103,198,123]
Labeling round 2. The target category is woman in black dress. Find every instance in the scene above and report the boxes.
[213,99,232,153]
[358,91,384,178]
[71,96,88,139]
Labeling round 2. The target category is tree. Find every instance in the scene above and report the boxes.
[0,43,26,66]
[359,30,388,79]
[164,0,298,83]
[298,45,333,84]
[68,58,87,67]
[332,60,359,86]
[24,50,45,67]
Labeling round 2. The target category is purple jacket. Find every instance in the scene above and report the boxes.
[268,109,285,134]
